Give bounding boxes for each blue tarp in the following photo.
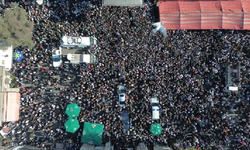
[13,50,23,62]
[121,111,130,130]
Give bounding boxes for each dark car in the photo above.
[121,111,131,131]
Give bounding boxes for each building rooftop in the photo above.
[0,46,13,70]
[0,66,20,127]
[2,92,20,122]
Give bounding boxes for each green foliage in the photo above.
[9,74,20,88]
[0,3,35,48]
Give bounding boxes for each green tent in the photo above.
[65,103,81,118]
[64,118,80,133]
[81,122,104,145]
[150,123,162,135]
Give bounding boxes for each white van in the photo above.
[67,53,97,64]
[152,106,160,120]
[151,98,160,120]
[117,85,126,108]
[52,48,62,67]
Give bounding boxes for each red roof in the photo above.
[159,0,250,30]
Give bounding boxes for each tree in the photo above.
[0,3,35,48]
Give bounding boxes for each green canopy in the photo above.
[65,103,81,118]
[81,122,104,145]
[150,123,162,135]
[64,118,80,133]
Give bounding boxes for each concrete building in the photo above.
[0,46,13,70]
[2,91,20,123]
[0,66,20,127]
[0,46,20,127]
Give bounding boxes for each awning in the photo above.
[159,0,250,30]
[64,118,80,133]
[65,103,81,118]
[81,122,104,146]
[102,0,143,6]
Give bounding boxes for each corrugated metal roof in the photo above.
[102,0,143,6]
[2,92,20,122]
[159,0,250,30]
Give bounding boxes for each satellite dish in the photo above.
[67,53,73,60]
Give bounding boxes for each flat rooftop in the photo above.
[61,47,89,55]
[0,46,13,70]
[68,54,83,63]
[2,92,20,122]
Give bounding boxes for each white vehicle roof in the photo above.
[118,85,126,107]
[53,61,62,67]
[52,49,61,55]
[67,54,91,64]
[83,54,91,63]
[61,36,92,46]
[119,93,126,102]
[118,85,126,91]
[229,86,238,91]
[81,37,90,46]
[152,106,160,120]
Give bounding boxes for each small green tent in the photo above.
[65,103,81,118]
[150,123,162,135]
[64,118,80,133]
[81,122,104,145]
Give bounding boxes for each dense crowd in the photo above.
[1,0,250,150]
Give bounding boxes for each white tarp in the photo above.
[83,54,91,63]
[152,22,167,38]
[102,0,143,6]
[229,86,238,91]
[36,0,43,5]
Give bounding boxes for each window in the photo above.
[53,56,60,62]
[120,101,125,105]
[90,38,94,45]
